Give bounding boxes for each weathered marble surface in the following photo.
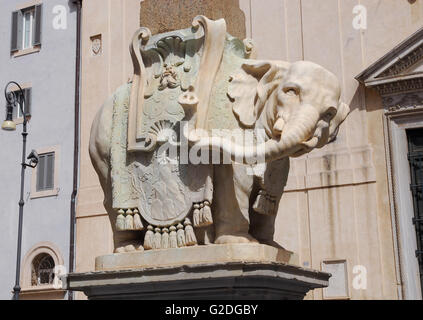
[95,243,298,271]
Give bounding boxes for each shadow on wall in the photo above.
[140,0,246,39]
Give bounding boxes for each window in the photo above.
[21,242,65,297]
[31,146,60,198]
[406,128,423,296]
[23,9,34,50]
[36,152,55,192]
[11,4,42,54]
[31,253,55,286]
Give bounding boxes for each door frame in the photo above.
[385,107,423,300]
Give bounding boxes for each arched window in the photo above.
[31,253,55,286]
[21,242,64,290]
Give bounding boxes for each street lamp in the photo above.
[2,81,38,300]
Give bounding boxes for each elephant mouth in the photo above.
[291,122,326,157]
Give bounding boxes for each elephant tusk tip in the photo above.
[301,136,319,149]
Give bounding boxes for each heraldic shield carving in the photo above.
[108,16,232,248]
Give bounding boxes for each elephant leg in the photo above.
[213,164,258,244]
[90,90,143,253]
[249,158,289,247]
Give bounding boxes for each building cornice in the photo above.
[356,27,423,85]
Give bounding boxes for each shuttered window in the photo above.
[36,152,55,192]
[11,88,32,120]
[10,4,42,53]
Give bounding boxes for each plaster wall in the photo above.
[0,0,77,299]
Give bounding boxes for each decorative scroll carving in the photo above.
[382,92,423,113]
[375,78,423,96]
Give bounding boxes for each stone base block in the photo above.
[95,243,298,271]
[66,244,330,300]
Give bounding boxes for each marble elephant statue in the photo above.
[189,59,350,245]
[89,61,349,252]
[89,19,349,252]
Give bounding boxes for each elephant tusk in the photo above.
[301,136,319,149]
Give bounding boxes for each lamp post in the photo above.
[2,81,38,300]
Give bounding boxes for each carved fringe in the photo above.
[202,201,213,226]
[116,209,125,231]
[193,201,213,228]
[125,214,134,230]
[252,191,276,216]
[133,213,144,230]
[193,204,201,227]
[184,218,197,246]
[169,226,178,248]
[176,223,186,247]
[143,225,154,250]
[153,228,162,249]
[141,219,199,251]
[115,208,145,231]
[161,228,169,249]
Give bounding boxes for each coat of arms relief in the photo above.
[89,16,350,253]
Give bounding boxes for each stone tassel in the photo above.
[143,225,154,250]
[153,228,162,249]
[133,209,144,230]
[176,223,186,247]
[161,228,169,249]
[169,226,178,248]
[184,218,197,246]
[193,204,201,227]
[116,209,125,231]
[124,209,134,230]
[202,201,213,226]
[199,203,204,225]
[253,191,266,215]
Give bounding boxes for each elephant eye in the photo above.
[283,86,299,96]
[323,108,337,121]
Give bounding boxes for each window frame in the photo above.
[22,8,35,50]
[36,152,55,192]
[31,145,60,199]
[20,242,65,296]
[11,1,42,57]
[385,109,423,299]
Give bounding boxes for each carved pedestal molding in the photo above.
[65,244,329,300]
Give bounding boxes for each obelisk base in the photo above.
[65,244,330,300]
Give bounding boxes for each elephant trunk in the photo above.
[191,104,320,164]
[260,104,320,162]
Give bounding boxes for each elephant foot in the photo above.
[214,234,259,245]
[114,241,144,253]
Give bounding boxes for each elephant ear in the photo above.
[228,60,288,128]
[328,101,350,143]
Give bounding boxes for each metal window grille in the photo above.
[407,128,423,295]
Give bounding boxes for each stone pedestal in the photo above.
[65,244,330,300]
